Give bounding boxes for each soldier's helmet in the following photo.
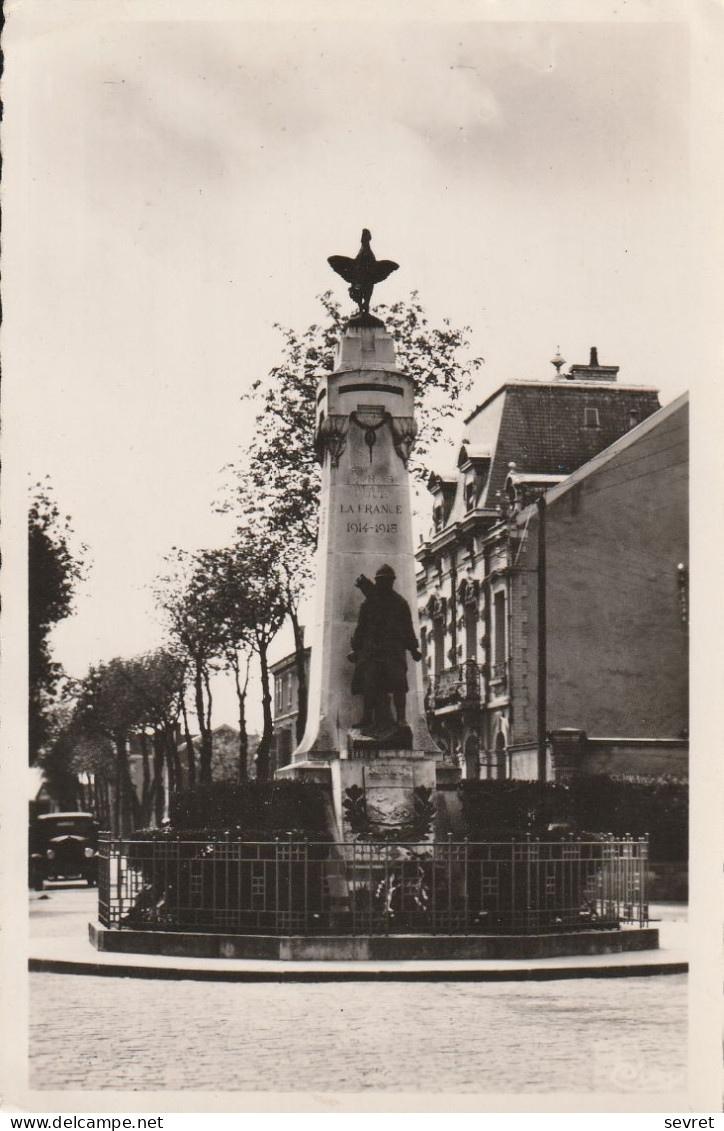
[375,564,396,580]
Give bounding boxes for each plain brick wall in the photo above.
[514,399,688,743]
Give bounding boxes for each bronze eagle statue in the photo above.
[327,229,399,317]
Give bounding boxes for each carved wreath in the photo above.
[342,784,436,842]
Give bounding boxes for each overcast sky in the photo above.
[5,0,719,730]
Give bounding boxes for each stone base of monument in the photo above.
[276,750,460,841]
[332,749,438,842]
[89,922,660,962]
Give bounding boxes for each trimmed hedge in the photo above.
[459,776,687,862]
[131,779,330,842]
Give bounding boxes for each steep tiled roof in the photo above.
[515,391,688,517]
[472,381,661,511]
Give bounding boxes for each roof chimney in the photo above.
[568,346,619,383]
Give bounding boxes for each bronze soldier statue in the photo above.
[348,564,422,740]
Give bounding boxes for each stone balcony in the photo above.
[426,661,484,712]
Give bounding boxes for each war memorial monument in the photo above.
[91,232,656,961]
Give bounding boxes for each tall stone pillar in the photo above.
[278,315,441,841]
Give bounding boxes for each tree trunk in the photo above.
[167,722,183,793]
[232,653,250,781]
[180,696,196,788]
[152,731,165,827]
[289,603,308,743]
[114,738,123,836]
[114,734,140,835]
[194,658,213,785]
[139,730,152,824]
[203,667,214,777]
[256,634,273,782]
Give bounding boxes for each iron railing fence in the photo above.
[98,836,648,936]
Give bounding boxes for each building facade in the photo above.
[270,646,311,773]
[416,350,667,779]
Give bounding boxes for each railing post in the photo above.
[351,837,356,936]
[384,843,390,937]
[287,832,293,930]
[641,835,649,926]
[447,832,453,930]
[303,837,309,934]
[510,838,516,930]
[116,836,124,921]
[464,838,469,931]
[274,838,280,935]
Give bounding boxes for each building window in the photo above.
[465,603,477,661]
[433,616,445,675]
[464,481,476,511]
[493,590,506,675]
[278,728,293,769]
[274,677,283,715]
[286,672,293,709]
[495,730,507,780]
[583,407,600,428]
[433,505,444,532]
[628,410,639,429]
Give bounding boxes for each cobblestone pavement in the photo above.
[29,888,688,1095]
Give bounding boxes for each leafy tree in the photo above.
[28,481,88,761]
[41,650,185,830]
[155,550,228,786]
[195,533,287,782]
[72,658,147,833]
[38,703,116,825]
[126,650,187,824]
[180,546,256,781]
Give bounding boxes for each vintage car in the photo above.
[29,812,99,889]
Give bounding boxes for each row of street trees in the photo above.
[32,292,483,831]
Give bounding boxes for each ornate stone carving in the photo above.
[349,409,391,464]
[390,417,418,465]
[316,414,349,468]
[342,783,436,842]
[427,592,446,621]
[458,574,480,607]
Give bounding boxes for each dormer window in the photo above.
[433,505,444,532]
[583,407,600,428]
[464,481,476,511]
